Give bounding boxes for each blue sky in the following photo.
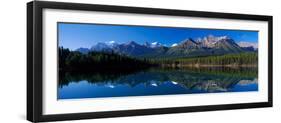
[58,23,258,50]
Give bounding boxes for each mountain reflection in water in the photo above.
[58,67,258,99]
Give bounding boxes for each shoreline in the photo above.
[159,64,258,68]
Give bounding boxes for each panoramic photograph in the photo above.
[58,22,258,100]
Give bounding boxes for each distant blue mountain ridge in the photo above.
[75,35,257,58]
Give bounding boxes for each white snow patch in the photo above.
[171,43,178,47]
[109,41,115,44]
[151,83,158,87]
[171,81,178,85]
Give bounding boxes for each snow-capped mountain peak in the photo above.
[151,42,158,45]
[107,41,119,48]
[91,42,111,51]
[126,41,138,45]
[109,41,115,44]
[200,35,232,48]
[143,42,162,48]
[150,42,162,48]
[238,42,258,49]
[171,43,178,47]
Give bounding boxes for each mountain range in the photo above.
[75,35,257,58]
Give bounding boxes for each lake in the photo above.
[58,67,258,100]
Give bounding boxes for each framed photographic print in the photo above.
[27,1,273,122]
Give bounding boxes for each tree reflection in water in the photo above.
[59,67,258,94]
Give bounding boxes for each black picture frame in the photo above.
[27,1,273,122]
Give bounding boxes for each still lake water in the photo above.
[58,67,258,100]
